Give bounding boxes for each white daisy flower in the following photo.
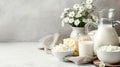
[83,19,88,23]
[68,11,75,17]
[64,8,70,12]
[86,4,92,9]
[86,0,93,4]
[74,19,80,26]
[76,13,82,18]
[60,13,65,18]
[78,11,82,14]
[69,18,74,23]
[73,4,80,9]
[79,6,85,12]
[61,17,69,27]
[63,17,69,23]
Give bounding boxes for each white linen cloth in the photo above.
[64,56,96,65]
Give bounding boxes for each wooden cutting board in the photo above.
[93,59,120,67]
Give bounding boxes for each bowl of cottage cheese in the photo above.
[52,43,74,61]
[97,45,120,64]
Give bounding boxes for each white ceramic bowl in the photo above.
[97,51,120,64]
[52,50,74,61]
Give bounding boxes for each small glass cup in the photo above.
[79,41,94,57]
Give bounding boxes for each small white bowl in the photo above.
[52,50,74,61]
[97,51,120,64]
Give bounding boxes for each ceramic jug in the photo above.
[85,9,120,54]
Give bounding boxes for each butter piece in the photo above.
[63,38,79,56]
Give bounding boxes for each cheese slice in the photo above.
[63,38,79,56]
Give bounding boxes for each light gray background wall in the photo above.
[0,0,120,42]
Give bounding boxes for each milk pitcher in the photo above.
[85,9,119,54]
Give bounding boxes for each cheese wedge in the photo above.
[63,38,79,56]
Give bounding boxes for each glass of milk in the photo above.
[79,41,94,57]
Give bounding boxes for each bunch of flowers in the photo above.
[60,0,98,27]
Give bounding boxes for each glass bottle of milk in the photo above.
[94,9,119,54]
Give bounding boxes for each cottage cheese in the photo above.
[52,43,74,52]
[98,45,120,52]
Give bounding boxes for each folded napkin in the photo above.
[39,33,61,53]
[64,56,96,65]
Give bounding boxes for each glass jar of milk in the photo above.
[94,22,119,54]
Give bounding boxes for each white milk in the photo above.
[94,24,119,54]
[79,41,94,57]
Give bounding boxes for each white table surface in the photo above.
[0,42,95,67]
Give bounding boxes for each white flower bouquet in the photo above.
[60,0,98,27]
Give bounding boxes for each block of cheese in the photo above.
[63,38,79,56]
[79,35,91,41]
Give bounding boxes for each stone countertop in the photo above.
[0,42,95,67]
